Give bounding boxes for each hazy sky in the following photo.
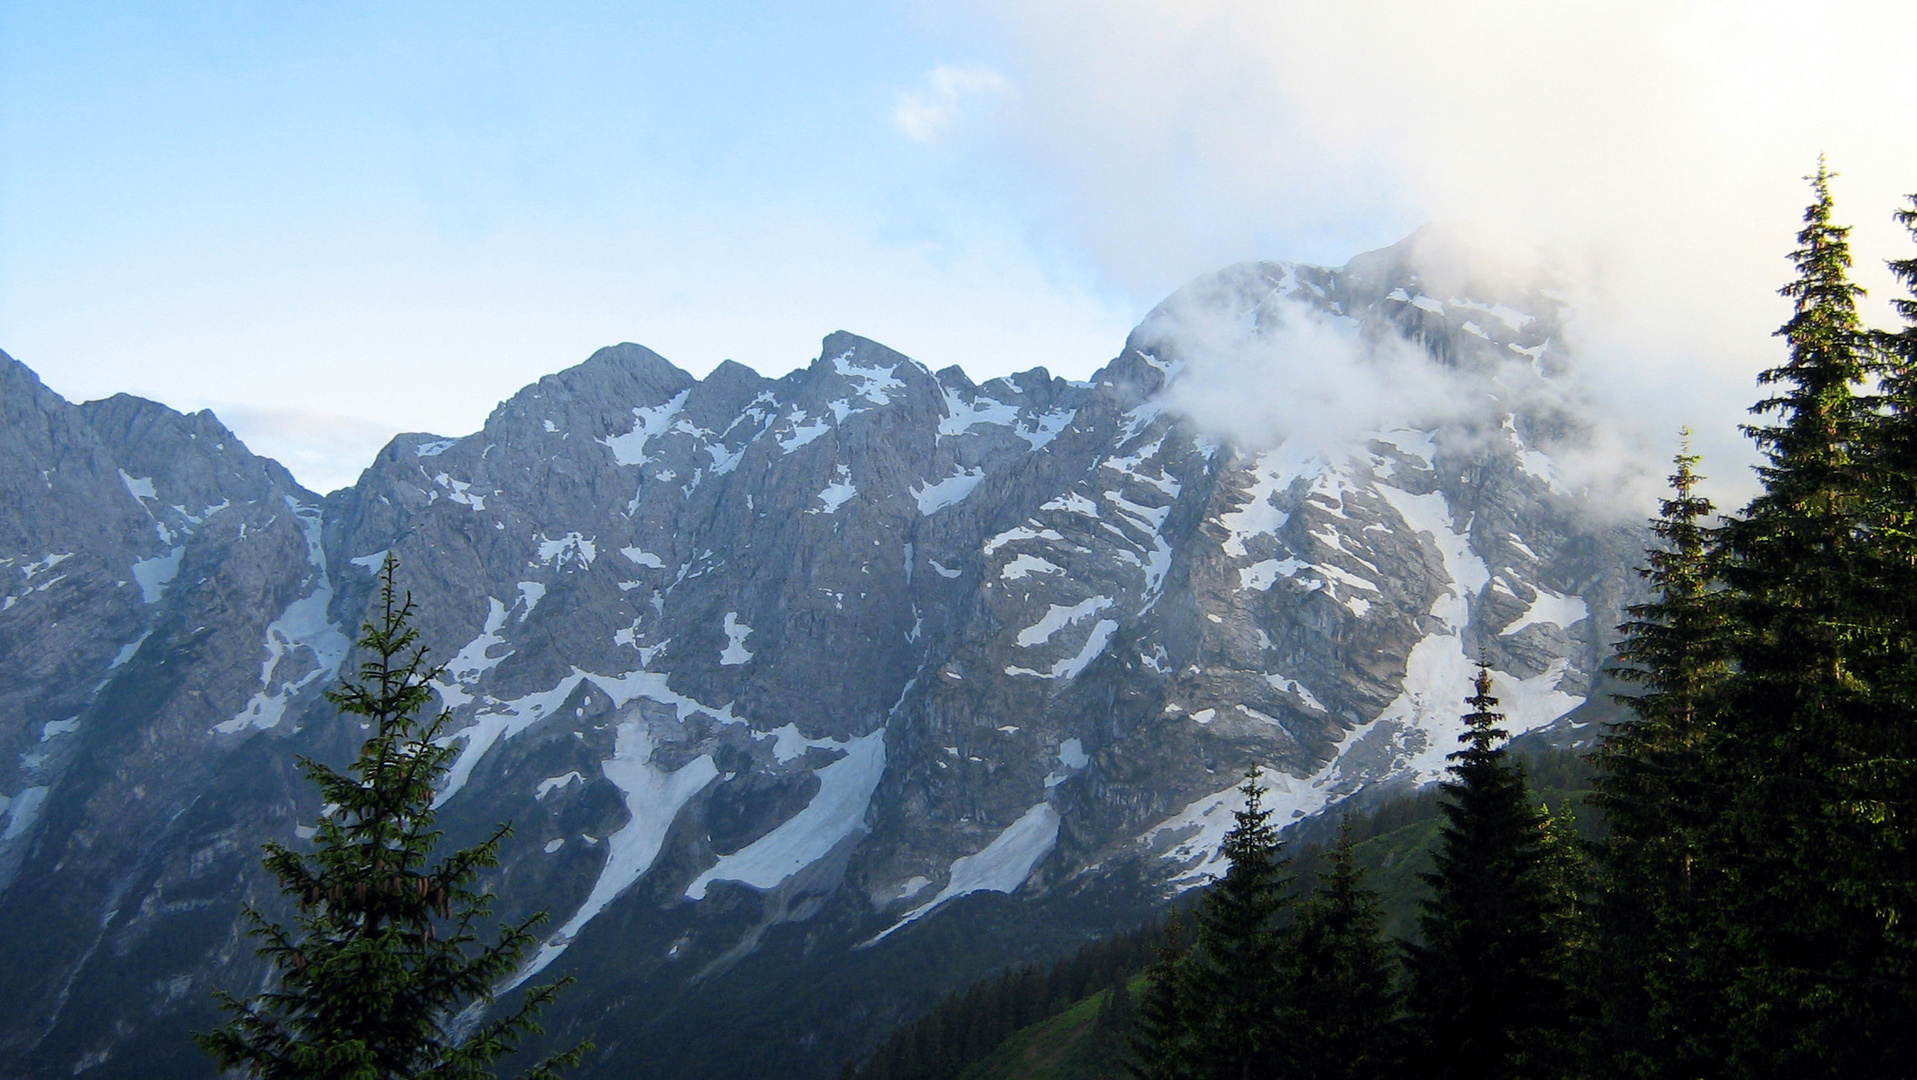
[4,1,1916,494]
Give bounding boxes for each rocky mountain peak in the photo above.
[0,236,1644,1080]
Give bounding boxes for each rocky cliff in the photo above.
[0,231,1644,1079]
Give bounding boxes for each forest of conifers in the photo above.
[854,164,1917,1080]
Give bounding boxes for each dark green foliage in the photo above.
[1583,164,1917,1079]
[1091,977,1135,1058]
[872,751,1600,1080]
[195,559,585,1080]
[860,162,1917,1080]
[1592,440,1731,1078]
[1125,920,1195,1080]
[1123,770,1294,1080]
[1182,768,1290,1080]
[1705,164,1909,1079]
[1275,828,1400,1080]
[1404,666,1568,1080]
[853,923,1163,1080]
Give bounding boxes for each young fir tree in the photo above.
[1126,771,1289,1080]
[1591,437,1731,1079]
[1404,666,1566,1080]
[1183,767,1291,1080]
[1275,825,1399,1080]
[1712,161,1880,1078]
[196,559,586,1080]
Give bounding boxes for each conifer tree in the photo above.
[1126,771,1288,1080]
[1712,162,1882,1078]
[1404,666,1566,1080]
[1815,184,1917,1075]
[1592,438,1730,1078]
[196,558,586,1080]
[1183,767,1291,1080]
[1276,826,1399,1080]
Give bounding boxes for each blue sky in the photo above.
[5,1,1915,493]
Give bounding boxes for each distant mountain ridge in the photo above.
[0,230,1642,1079]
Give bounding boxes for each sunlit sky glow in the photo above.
[5,1,1915,494]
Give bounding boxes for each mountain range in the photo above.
[0,230,1644,1079]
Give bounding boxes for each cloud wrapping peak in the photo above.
[1141,254,1662,521]
[929,0,1917,506]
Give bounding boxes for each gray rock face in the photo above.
[0,232,1645,1079]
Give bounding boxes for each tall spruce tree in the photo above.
[1275,826,1399,1080]
[1712,161,1881,1078]
[196,559,586,1080]
[1184,768,1291,1080]
[1826,185,1917,1073]
[1593,437,1731,1079]
[1126,770,1289,1080]
[1405,666,1566,1080]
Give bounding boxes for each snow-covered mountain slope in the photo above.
[0,230,1644,1079]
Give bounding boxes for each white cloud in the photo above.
[894,63,1012,143]
[929,0,1917,508]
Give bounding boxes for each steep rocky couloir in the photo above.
[0,230,1646,1079]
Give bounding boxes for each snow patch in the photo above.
[1046,738,1089,788]
[131,547,184,605]
[1266,676,1327,712]
[431,473,485,511]
[108,633,149,669]
[1146,766,1341,885]
[536,533,597,568]
[349,550,390,571]
[213,504,349,734]
[686,730,887,899]
[118,471,157,502]
[1241,557,1308,591]
[1017,597,1113,647]
[914,468,985,515]
[2,786,49,842]
[834,353,907,407]
[620,547,667,569]
[719,612,754,665]
[1375,485,1487,629]
[599,391,691,466]
[811,466,858,514]
[1010,617,1119,680]
[515,582,546,620]
[1219,449,1297,557]
[1017,409,1076,450]
[778,414,831,453]
[1501,588,1589,637]
[515,722,717,987]
[939,388,1019,436]
[1040,491,1099,517]
[873,802,1060,939]
[983,526,1065,556]
[434,598,513,710]
[1000,554,1063,581]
